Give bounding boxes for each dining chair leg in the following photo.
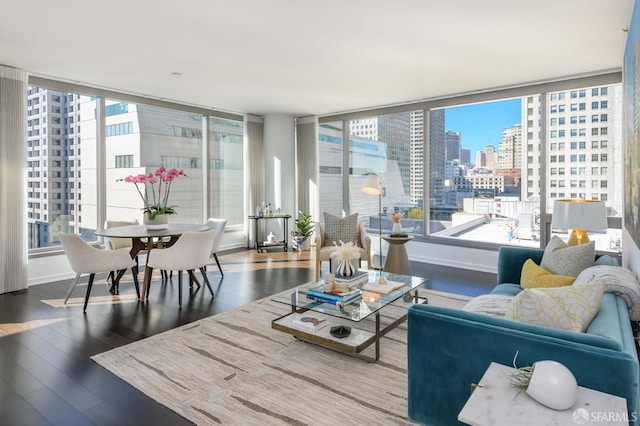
[131,267,140,299]
[178,270,183,309]
[187,270,201,288]
[213,253,223,277]
[145,267,154,300]
[64,273,82,304]
[199,267,215,297]
[83,273,96,313]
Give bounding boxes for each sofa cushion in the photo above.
[520,259,576,289]
[505,281,604,332]
[323,212,359,247]
[540,236,595,277]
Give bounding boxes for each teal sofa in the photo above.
[407,246,639,425]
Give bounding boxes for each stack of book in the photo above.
[306,285,365,307]
[334,270,369,286]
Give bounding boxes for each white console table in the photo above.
[458,362,629,426]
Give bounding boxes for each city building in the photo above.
[460,148,471,166]
[498,124,522,169]
[445,131,461,161]
[474,145,499,170]
[521,85,623,214]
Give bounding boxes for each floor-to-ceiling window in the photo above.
[542,85,623,252]
[208,117,244,225]
[26,86,97,249]
[318,121,344,216]
[26,80,244,253]
[318,75,623,255]
[105,100,205,225]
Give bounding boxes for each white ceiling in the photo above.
[0,0,634,117]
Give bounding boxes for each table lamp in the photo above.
[361,174,382,269]
[551,199,607,246]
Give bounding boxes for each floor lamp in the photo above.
[361,174,382,269]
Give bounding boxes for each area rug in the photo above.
[92,288,471,425]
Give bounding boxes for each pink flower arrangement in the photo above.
[120,167,185,219]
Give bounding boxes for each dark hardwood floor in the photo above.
[0,249,496,425]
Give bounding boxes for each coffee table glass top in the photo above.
[271,270,427,322]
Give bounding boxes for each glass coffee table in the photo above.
[271,270,428,362]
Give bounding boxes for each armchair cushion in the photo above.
[323,212,359,247]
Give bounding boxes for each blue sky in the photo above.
[444,98,522,161]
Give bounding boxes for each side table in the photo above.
[381,235,414,275]
[458,362,629,426]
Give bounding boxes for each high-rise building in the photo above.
[521,84,623,213]
[409,110,445,206]
[498,124,522,169]
[445,131,461,161]
[475,145,499,170]
[350,114,411,195]
[460,148,471,166]
[26,88,84,248]
[409,111,424,205]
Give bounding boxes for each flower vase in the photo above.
[391,223,403,235]
[336,258,356,277]
[144,213,168,230]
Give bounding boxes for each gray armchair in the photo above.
[315,222,371,281]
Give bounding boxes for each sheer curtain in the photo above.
[296,116,318,222]
[246,114,264,247]
[0,65,27,293]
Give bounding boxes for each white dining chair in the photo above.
[104,219,140,291]
[205,217,227,277]
[60,233,140,312]
[144,230,216,308]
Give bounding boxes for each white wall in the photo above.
[263,114,296,236]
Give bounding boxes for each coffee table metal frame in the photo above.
[271,270,428,362]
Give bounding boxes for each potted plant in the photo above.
[119,167,186,229]
[292,210,313,251]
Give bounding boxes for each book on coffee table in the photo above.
[291,314,328,332]
[362,280,406,295]
[333,270,369,285]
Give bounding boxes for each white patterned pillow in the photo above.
[462,294,514,318]
[540,235,595,277]
[323,213,359,247]
[505,281,604,332]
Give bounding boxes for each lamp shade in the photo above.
[551,199,608,231]
[361,173,382,195]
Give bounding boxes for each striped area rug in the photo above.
[91,289,471,425]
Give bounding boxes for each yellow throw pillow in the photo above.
[505,281,604,332]
[520,259,576,289]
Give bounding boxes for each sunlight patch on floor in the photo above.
[41,294,139,308]
[0,318,68,337]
